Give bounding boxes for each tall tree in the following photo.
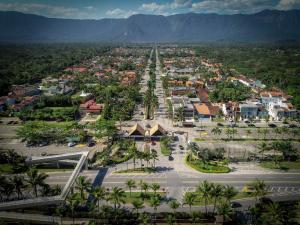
[26,168,48,197]
[126,179,136,197]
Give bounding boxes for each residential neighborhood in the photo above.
[0,44,299,225]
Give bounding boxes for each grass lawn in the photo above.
[116,167,157,173]
[37,168,73,173]
[260,161,300,170]
[160,144,171,156]
[124,192,165,204]
[185,156,231,173]
[0,164,13,174]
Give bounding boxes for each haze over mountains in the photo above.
[0,9,300,43]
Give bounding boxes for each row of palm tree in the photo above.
[211,126,299,140]
[63,176,271,224]
[0,168,61,201]
[128,145,158,171]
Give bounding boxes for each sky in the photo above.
[0,0,300,19]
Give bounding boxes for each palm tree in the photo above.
[144,151,152,168]
[196,180,212,215]
[169,199,180,214]
[262,202,284,225]
[108,187,126,211]
[274,127,282,139]
[129,144,138,170]
[139,212,150,225]
[126,179,136,197]
[10,175,27,199]
[26,168,48,197]
[166,214,176,225]
[141,182,149,194]
[149,196,161,220]
[184,192,196,213]
[191,211,202,225]
[222,185,238,203]
[211,127,222,139]
[137,151,145,169]
[217,202,233,222]
[150,149,158,168]
[91,186,106,212]
[177,106,185,122]
[246,129,252,139]
[261,128,269,140]
[132,199,144,215]
[151,183,160,195]
[258,142,269,160]
[252,179,267,202]
[75,176,91,204]
[67,192,81,225]
[210,183,224,215]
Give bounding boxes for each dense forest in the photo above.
[195,44,300,109]
[0,43,111,96]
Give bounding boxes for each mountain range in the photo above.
[0,10,300,43]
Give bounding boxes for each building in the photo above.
[170,96,195,121]
[11,85,40,99]
[79,100,104,115]
[239,103,259,119]
[194,102,219,120]
[170,87,195,96]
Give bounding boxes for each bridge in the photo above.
[0,151,89,211]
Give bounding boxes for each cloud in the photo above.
[0,3,81,18]
[170,0,192,9]
[140,2,167,12]
[105,8,137,18]
[191,0,276,14]
[277,0,300,10]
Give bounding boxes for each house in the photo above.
[194,102,219,120]
[239,103,259,119]
[171,96,194,121]
[268,102,297,121]
[196,88,209,103]
[11,85,40,99]
[10,96,39,112]
[222,102,239,119]
[171,87,195,96]
[79,100,104,115]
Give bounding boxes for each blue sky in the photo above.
[0,0,299,19]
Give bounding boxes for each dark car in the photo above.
[217,123,224,127]
[87,142,95,147]
[260,197,273,205]
[268,123,277,128]
[168,155,174,161]
[289,124,298,128]
[179,145,184,150]
[231,202,242,208]
[248,124,256,127]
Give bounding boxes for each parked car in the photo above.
[268,123,277,128]
[217,123,223,126]
[179,145,184,150]
[288,124,298,128]
[87,142,95,147]
[38,141,49,147]
[168,155,174,161]
[248,124,256,127]
[151,141,156,146]
[68,142,77,147]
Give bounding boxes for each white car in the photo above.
[68,142,77,147]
